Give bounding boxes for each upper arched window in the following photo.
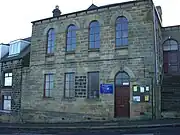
[66,24,77,52]
[47,28,55,54]
[115,71,130,86]
[163,39,178,51]
[89,21,100,49]
[115,16,128,47]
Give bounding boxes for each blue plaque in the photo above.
[100,84,113,94]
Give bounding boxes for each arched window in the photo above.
[163,39,178,51]
[115,71,130,86]
[66,24,77,52]
[47,28,55,54]
[115,16,128,47]
[89,21,100,49]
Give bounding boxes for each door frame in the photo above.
[114,71,130,118]
[163,50,179,75]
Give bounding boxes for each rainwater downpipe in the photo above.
[152,5,158,119]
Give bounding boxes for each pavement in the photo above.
[1,118,180,128]
[0,118,180,134]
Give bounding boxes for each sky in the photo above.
[0,0,179,43]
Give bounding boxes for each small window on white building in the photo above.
[3,95,11,111]
[4,73,12,86]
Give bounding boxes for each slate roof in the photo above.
[22,37,31,42]
[0,45,30,62]
[31,0,140,24]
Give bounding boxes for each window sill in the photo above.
[115,45,128,50]
[88,49,100,52]
[2,86,12,89]
[62,97,76,101]
[45,53,54,57]
[0,110,11,114]
[43,97,55,100]
[65,51,75,55]
[85,97,101,102]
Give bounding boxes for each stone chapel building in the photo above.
[0,0,179,123]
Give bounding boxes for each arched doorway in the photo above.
[163,39,179,75]
[114,71,130,118]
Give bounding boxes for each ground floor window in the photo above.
[2,95,11,111]
[64,73,75,98]
[88,72,99,98]
[44,74,54,97]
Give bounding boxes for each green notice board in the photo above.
[132,85,150,103]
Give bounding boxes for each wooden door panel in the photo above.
[169,51,179,74]
[163,52,168,73]
[115,86,130,117]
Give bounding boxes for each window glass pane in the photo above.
[122,38,128,45]
[116,24,121,30]
[116,39,121,46]
[8,96,11,100]
[46,75,49,82]
[88,72,99,98]
[47,29,55,54]
[45,90,50,97]
[67,45,72,51]
[90,34,94,42]
[72,38,76,44]
[122,23,128,30]
[65,73,75,98]
[122,31,128,38]
[47,47,51,53]
[5,73,8,77]
[65,82,70,89]
[90,28,94,35]
[90,42,94,48]
[45,82,49,89]
[3,99,11,111]
[66,74,70,81]
[51,46,54,53]
[122,17,128,22]
[69,82,74,89]
[95,34,100,41]
[9,73,12,77]
[50,75,53,82]
[163,45,171,51]
[94,27,100,34]
[67,31,71,38]
[115,72,130,86]
[123,72,129,79]
[4,96,8,100]
[50,82,53,89]
[95,41,100,48]
[170,40,178,45]
[72,44,76,50]
[67,38,71,45]
[70,90,75,97]
[72,31,76,38]
[116,32,121,38]
[171,44,178,50]
[65,89,70,97]
[5,77,12,86]
[49,90,52,97]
